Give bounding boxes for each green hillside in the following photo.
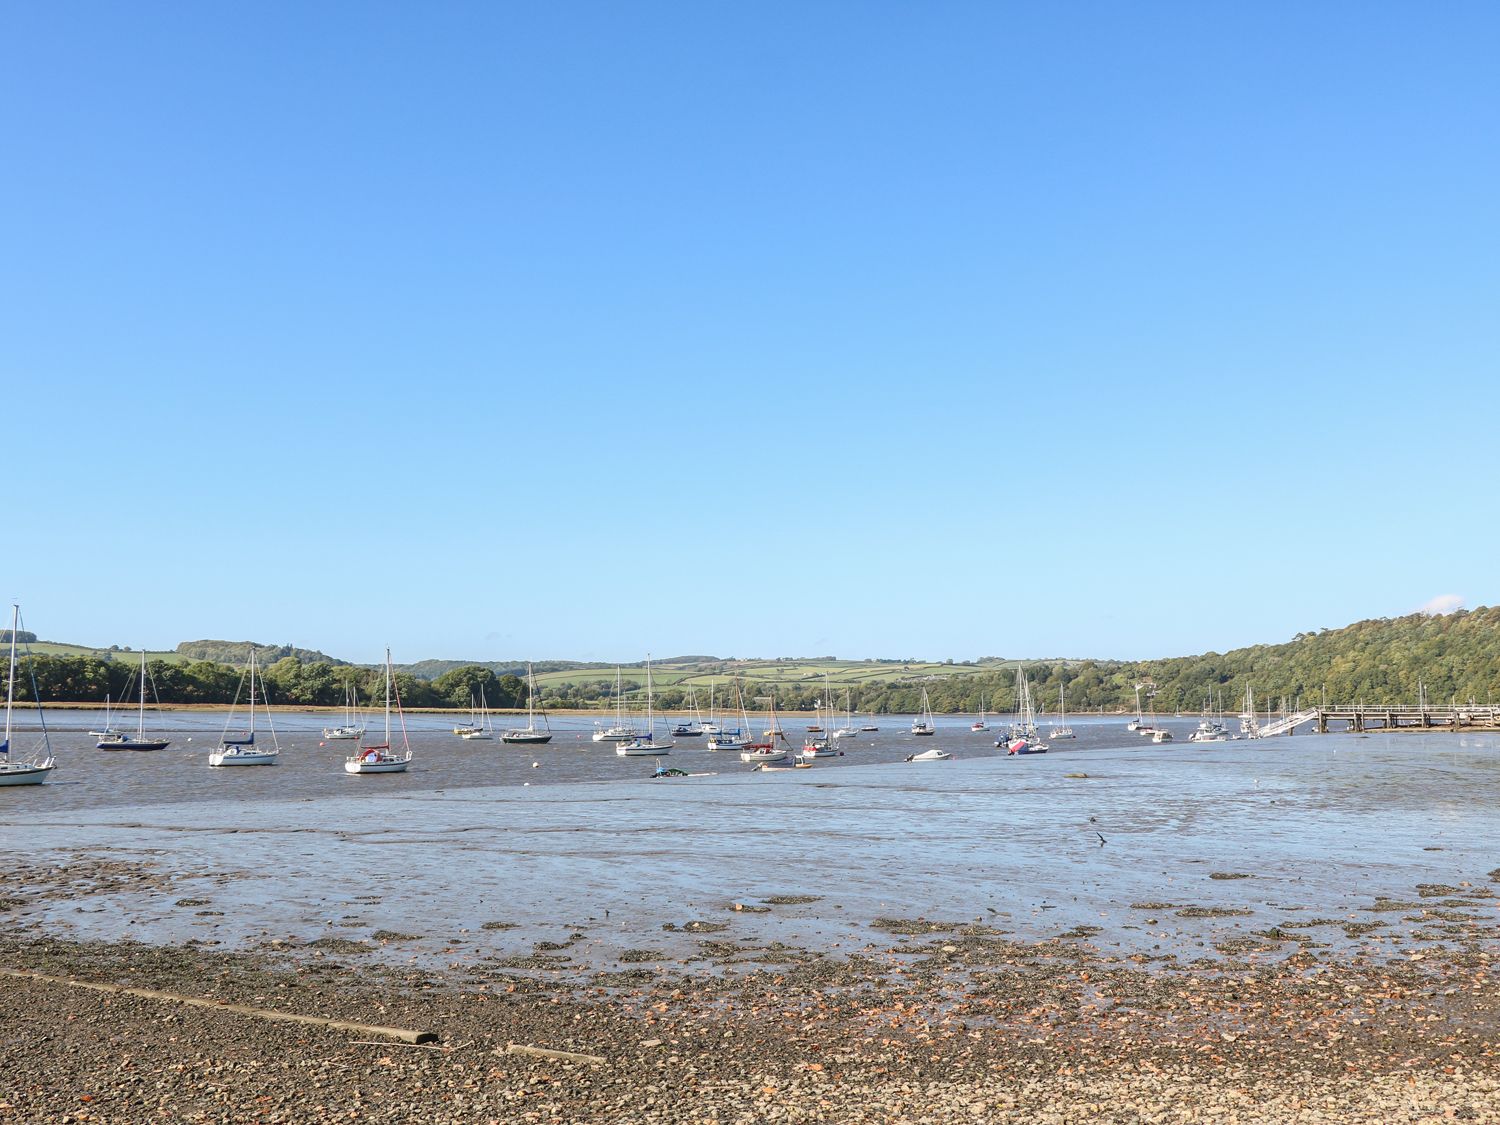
[22,641,189,665]
[11,609,1500,713]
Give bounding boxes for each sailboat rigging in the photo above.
[616,655,672,756]
[0,604,57,786]
[96,650,171,751]
[502,664,553,744]
[208,650,281,766]
[343,649,413,774]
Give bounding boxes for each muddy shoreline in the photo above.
[3,913,1498,1123]
[4,850,1499,1123]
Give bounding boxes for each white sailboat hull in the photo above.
[209,747,279,766]
[616,741,672,757]
[740,749,788,764]
[344,751,413,774]
[322,727,364,740]
[593,727,641,742]
[907,748,951,761]
[0,760,55,786]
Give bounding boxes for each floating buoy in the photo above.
[531,761,540,768]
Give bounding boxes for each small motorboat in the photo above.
[906,747,952,761]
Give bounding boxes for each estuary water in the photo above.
[3,716,1497,972]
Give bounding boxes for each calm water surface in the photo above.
[5,715,1497,972]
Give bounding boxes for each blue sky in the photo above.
[5,2,1498,664]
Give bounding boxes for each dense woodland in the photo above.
[9,609,1500,714]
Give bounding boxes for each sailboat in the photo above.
[208,650,281,766]
[1048,673,1076,740]
[502,664,553,744]
[1126,682,1146,731]
[910,688,936,736]
[0,605,56,786]
[671,686,704,738]
[830,685,859,740]
[706,680,750,751]
[461,685,496,740]
[96,650,171,750]
[701,680,722,737]
[452,690,483,737]
[741,692,790,764]
[1238,685,1258,735]
[617,655,673,756]
[87,693,121,739]
[344,649,413,774]
[971,694,988,732]
[593,667,642,742]
[1003,667,1048,755]
[801,675,841,758]
[322,683,366,740]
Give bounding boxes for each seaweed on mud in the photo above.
[1209,873,1253,881]
[480,920,518,931]
[870,917,962,935]
[1058,925,1104,940]
[1416,884,1465,898]
[1175,906,1253,919]
[762,895,823,905]
[306,937,371,954]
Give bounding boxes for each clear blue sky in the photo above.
[5,2,1498,665]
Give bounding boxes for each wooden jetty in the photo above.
[1310,705,1500,734]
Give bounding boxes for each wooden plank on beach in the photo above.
[0,967,437,1045]
[503,1042,608,1065]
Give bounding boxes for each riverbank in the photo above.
[2,924,1497,1123]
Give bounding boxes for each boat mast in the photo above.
[384,647,393,745]
[249,651,257,736]
[137,649,147,739]
[644,654,654,735]
[4,604,17,751]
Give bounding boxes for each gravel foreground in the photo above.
[2,925,1497,1125]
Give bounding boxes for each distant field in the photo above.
[19,643,1019,687]
[531,657,1010,694]
[24,641,189,665]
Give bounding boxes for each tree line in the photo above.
[10,608,1500,713]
